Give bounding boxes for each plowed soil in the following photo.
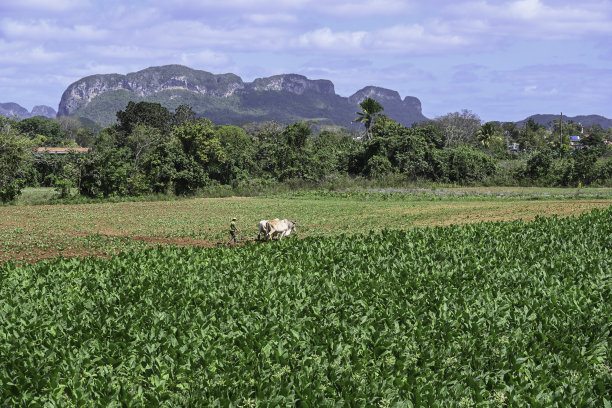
[1,194,610,263]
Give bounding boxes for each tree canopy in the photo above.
[0,116,36,202]
[2,98,612,203]
[353,97,384,141]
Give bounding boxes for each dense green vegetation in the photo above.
[1,208,610,406]
[0,119,36,203]
[1,101,612,203]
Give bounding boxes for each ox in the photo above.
[265,219,297,241]
[257,219,279,241]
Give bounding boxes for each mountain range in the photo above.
[0,102,56,119]
[2,64,611,130]
[55,65,427,128]
[515,114,612,130]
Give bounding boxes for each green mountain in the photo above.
[58,65,427,128]
[516,114,612,130]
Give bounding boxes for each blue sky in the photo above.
[1,0,610,122]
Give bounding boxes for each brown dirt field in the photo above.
[1,195,610,264]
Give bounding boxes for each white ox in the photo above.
[264,219,297,241]
[257,219,279,241]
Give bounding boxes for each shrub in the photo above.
[525,150,553,180]
[435,146,497,183]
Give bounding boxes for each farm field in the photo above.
[1,207,610,406]
[1,189,612,263]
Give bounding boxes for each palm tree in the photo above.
[353,97,384,141]
[477,122,497,148]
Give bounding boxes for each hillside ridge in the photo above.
[57,65,427,127]
[0,102,56,119]
[516,114,612,130]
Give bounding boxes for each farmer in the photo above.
[228,217,239,245]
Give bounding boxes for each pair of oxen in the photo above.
[257,219,297,241]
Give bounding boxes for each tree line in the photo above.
[1,99,611,202]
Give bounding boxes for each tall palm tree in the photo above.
[353,97,384,141]
[477,122,497,147]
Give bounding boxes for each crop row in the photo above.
[2,195,611,264]
[1,209,611,406]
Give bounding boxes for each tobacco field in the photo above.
[0,208,611,406]
[2,192,611,264]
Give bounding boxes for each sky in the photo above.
[0,0,611,122]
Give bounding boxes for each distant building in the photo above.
[569,136,581,148]
[36,147,89,155]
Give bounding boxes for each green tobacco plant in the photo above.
[1,209,611,405]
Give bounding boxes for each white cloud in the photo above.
[141,0,411,20]
[64,63,141,78]
[140,0,310,18]
[135,20,290,51]
[295,28,368,51]
[84,45,169,60]
[374,24,468,52]
[521,85,558,96]
[0,44,64,64]
[294,24,469,55]
[179,50,231,67]
[311,0,414,17]
[0,39,66,67]
[507,0,543,19]
[244,13,298,25]
[0,0,90,13]
[1,19,109,41]
[445,0,612,40]
[100,5,164,31]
